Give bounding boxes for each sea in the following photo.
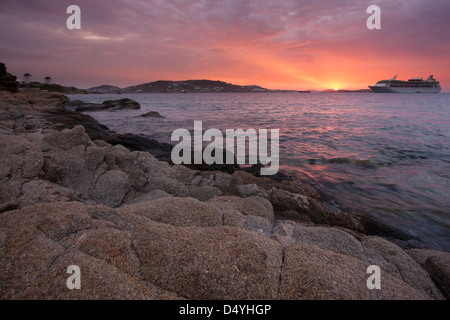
[67,92,450,251]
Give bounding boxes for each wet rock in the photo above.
[184,149,240,174]
[233,170,320,199]
[75,98,141,112]
[360,212,422,247]
[268,188,310,217]
[42,106,112,138]
[141,111,163,118]
[102,133,174,163]
[320,209,365,234]
[65,99,86,107]
[269,187,364,233]
[49,108,174,161]
[103,98,140,110]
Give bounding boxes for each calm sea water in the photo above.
[68,92,450,250]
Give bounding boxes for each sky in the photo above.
[1,0,449,91]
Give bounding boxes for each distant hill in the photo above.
[87,80,270,93]
[86,85,122,94]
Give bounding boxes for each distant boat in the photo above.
[369,75,441,93]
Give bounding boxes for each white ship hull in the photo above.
[369,85,441,93]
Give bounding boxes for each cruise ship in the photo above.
[369,75,441,93]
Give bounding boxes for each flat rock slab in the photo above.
[278,244,429,300]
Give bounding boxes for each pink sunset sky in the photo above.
[1,0,449,91]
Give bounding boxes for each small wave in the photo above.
[326,157,380,168]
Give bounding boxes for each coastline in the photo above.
[1,88,449,300]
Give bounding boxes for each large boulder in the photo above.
[272,222,444,300]
[241,196,274,222]
[132,224,283,299]
[273,222,366,260]
[102,98,140,110]
[269,187,364,232]
[278,244,428,300]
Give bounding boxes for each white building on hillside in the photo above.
[23,73,31,84]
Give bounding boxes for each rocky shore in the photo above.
[0,86,449,300]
